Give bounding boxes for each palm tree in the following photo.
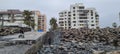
[23,10,35,29]
[50,18,58,30]
[112,22,117,28]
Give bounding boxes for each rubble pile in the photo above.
[0,27,31,36]
[38,27,120,54]
[61,27,120,46]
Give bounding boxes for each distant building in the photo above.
[0,9,46,32]
[0,9,23,23]
[33,11,46,32]
[58,3,99,29]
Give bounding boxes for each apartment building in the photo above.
[0,9,46,32]
[0,10,23,23]
[38,14,46,32]
[59,10,71,29]
[58,3,99,29]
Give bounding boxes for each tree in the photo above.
[23,10,35,29]
[50,18,58,30]
[112,22,117,28]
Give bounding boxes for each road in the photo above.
[0,32,46,54]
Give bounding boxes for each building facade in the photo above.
[58,3,99,29]
[38,14,46,32]
[59,10,71,29]
[0,9,46,32]
[33,11,46,32]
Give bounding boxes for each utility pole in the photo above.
[84,20,88,28]
[0,14,3,28]
[119,12,120,21]
[119,12,120,26]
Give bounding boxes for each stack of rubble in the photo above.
[39,27,120,54]
[0,27,31,36]
[61,27,120,46]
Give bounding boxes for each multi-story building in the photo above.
[58,3,99,29]
[38,14,46,32]
[0,9,24,23]
[33,11,46,32]
[0,9,46,32]
[59,10,71,29]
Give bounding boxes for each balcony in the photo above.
[59,18,64,20]
[79,17,87,19]
[95,14,99,17]
[79,14,87,16]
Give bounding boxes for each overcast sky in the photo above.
[0,0,120,30]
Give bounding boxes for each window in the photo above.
[80,14,86,16]
[59,22,64,24]
[91,24,94,26]
[73,10,75,12]
[79,17,87,19]
[68,12,71,14]
[60,15,64,17]
[73,21,76,23]
[91,21,94,23]
[65,12,66,14]
[73,7,75,9]
[73,17,76,19]
[96,18,98,19]
[69,24,71,26]
[65,24,67,26]
[79,6,84,9]
[91,10,93,13]
[91,17,93,19]
[91,13,93,16]
[65,21,67,23]
[59,12,63,14]
[79,24,84,26]
[91,10,93,16]
[77,10,83,12]
[68,15,71,17]
[68,21,71,23]
[69,27,71,29]
[96,21,98,23]
[96,15,99,17]
[59,18,63,20]
[74,24,76,26]
[79,21,84,23]
[73,14,76,16]
[68,18,71,20]
[60,24,64,26]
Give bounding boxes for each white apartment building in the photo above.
[58,3,99,29]
[0,9,46,32]
[59,10,71,29]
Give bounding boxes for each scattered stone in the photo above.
[39,27,120,54]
